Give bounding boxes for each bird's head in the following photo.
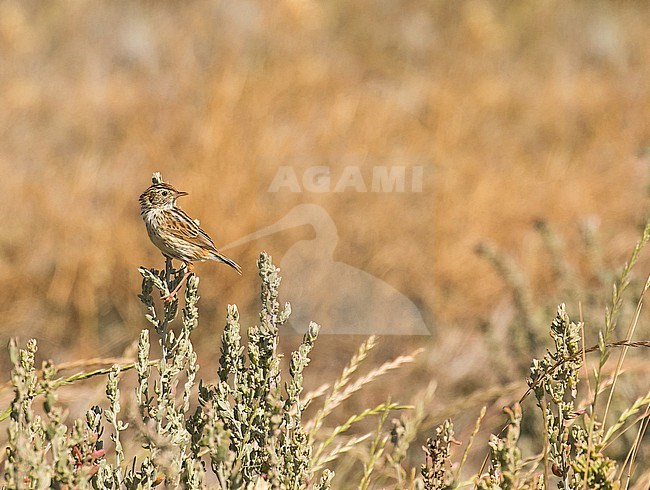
[139,183,188,211]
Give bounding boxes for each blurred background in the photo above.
[1,0,649,478]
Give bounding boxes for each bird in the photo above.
[139,181,241,301]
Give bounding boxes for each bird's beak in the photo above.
[176,190,188,197]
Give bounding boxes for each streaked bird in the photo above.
[139,181,241,301]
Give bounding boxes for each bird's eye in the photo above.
[161,191,169,197]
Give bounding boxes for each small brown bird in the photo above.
[139,182,241,301]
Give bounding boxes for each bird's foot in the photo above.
[160,268,192,303]
[160,290,179,303]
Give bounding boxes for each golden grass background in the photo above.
[1,0,649,475]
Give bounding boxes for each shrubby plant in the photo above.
[1,229,649,489]
[1,252,412,489]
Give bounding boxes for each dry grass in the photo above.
[1,0,649,482]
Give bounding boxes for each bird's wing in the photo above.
[166,208,218,251]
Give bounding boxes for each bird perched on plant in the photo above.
[139,181,241,301]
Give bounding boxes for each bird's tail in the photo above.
[210,250,242,275]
